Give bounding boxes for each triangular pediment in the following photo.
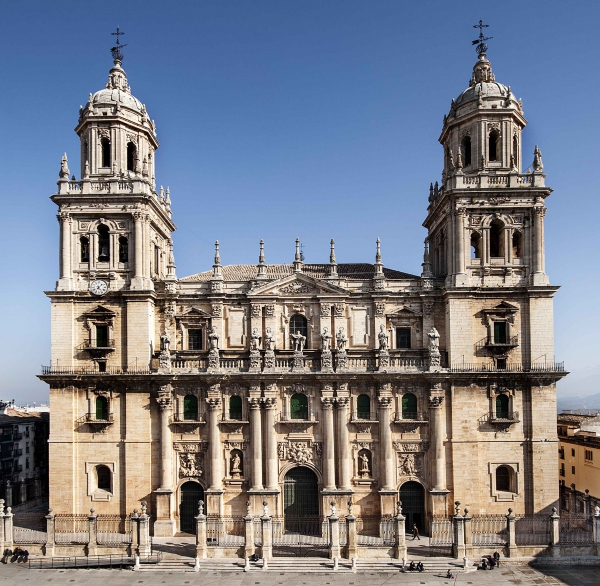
[177,307,211,318]
[248,273,348,297]
[482,301,519,315]
[84,305,116,318]
[388,304,422,316]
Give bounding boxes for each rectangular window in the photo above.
[496,358,507,370]
[585,450,593,462]
[493,321,507,344]
[571,448,576,457]
[560,463,565,477]
[559,447,564,460]
[26,442,29,454]
[571,466,576,475]
[96,325,109,347]
[25,458,29,470]
[188,329,203,351]
[396,327,411,349]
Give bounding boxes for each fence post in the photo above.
[506,508,517,558]
[550,507,560,558]
[260,503,272,560]
[130,510,139,555]
[244,502,255,559]
[138,502,151,557]
[45,509,55,557]
[593,505,600,557]
[393,501,406,561]
[452,502,465,559]
[328,506,340,560]
[87,508,97,556]
[195,501,207,560]
[346,514,358,560]
[463,508,473,559]
[3,507,13,550]
[0,500,4,552]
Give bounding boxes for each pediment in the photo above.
[248,274,348,297]
[388,304,422,317]
[83,305,116,318]
[177,307,211,318]
[482,301,519,315]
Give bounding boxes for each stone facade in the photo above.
[40,44,566,537]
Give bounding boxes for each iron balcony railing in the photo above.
[394,412,427,422]
[351,411,378,422]
[489,410,520,423]
[448,362,565,373]
[80,339,115,349]
[476,335,519,351]
[170,413,206,424]
[85,413,114,423]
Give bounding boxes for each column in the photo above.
[506,508,517,558]
[322,398,336,490]
[196,505,207,559]
[261,514,273,560]
[207,398,223,490]
[378,396,394,491]
[328,513,341,560]
[394,507,407,561]
[455,209,465,275]
[144,214,152,280]
[550,507,560,557]
[88,508,98,555]
[249,398,263,491]
[429,389,446,491]
[0,500,4,552]
[533,207,546,275]
[346,514,357,560]
[156,387,173,489]
[132,211,144,283]
[337,398,351,490]
[264,398,279,491]
[45,509,55,557]
[58,212,72,281]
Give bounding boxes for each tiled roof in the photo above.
[180,264,418,283]
[0,410,48,425]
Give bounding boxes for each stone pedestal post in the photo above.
[138,503,151,557]
[261,515,272,560]
[346,515,357,560]
[154,385,174,536]
[328,514,341,560]
[322,398,336,491]
[506,508,517,558]
[88,509,98,556]
[4,483,11,509]
[337,398,351,491]
[3,507,13,550]
[244,513,255,558]
[264,398,279,491]
[377,395,394,491]
[130,512,139,554]
[249,397,263,491]
[463,509,473,558]
[393,512,407,560]
[45,510,55,557]
[196,506,207,560]
[550,507,560,558]
[593,508,600,557]
[0,500,4,552]
[452,506,465,560]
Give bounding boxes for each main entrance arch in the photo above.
[283,467,319,533]
[179,481,204,534]
[400,481,425,535]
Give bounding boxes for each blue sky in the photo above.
[1,0,598,404]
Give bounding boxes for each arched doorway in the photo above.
[400,481,425,535]
[283,467,319,533]
[179,481,204,534]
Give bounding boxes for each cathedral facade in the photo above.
[41,42,566,538]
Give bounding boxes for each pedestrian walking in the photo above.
[493,550,500,567]
[412,523,420,540]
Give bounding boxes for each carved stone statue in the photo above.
[160,332,171,352]
[428,327,441,371]
[250,327,261,351]
[264,328,275,352]
[179,453,202,478]
[428,327,440,351]
[321,327,332,351]
[336,327,348,351]
[231,452,242,477]
[208,326,220,350]
[360,453,370,477]
[378,324,389,351]
[291,331,306,353]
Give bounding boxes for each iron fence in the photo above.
[470,515,508,546]
[560,512,594,546]
[206,516,245,547]
[515,515,552,546]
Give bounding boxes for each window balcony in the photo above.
[476,335,519,355]
[13,449,23,457]
[350,411,379,423]
[489,410,520,424]
[78,339,116,360]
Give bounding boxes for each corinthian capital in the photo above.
[206,397,222,411]
[156,384,173,411]
[321,397,334,410]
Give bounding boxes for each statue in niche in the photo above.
[360,452,370,478]
[291,331,306,353]
[428,327,440,351]
[378,324,389,351]
[250,328,261,351]
[264,328,275,352]
[208,326,219,350]
[336,327,348,351]
[231,452,242,477]
[321,327,332,351]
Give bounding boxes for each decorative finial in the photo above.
[472,20,492,56]
[110,27,127,63]
[59,153,70,180]
[375,237,382,264]
[396,501,403,516]
[198,500,204,516]
[165,187,171,207]
[329,239,338,278]
[214,241,221,266]
[533,145,544,172]
[293,238,303,273]
[257,239,267,279]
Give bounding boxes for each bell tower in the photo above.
[424,26,550,289]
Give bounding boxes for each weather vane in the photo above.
[110,26,127,62]
[472,20,492,55]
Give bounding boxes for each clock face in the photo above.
[90,280,108,296]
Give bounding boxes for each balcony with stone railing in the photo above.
[447,170,545,191]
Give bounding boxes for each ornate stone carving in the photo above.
[278,441,319,466]
[206,397,222,411]
[264,304,275,317]
[333,303,345,317]
[377,396,393,408]
[156,385,173,410]
[428,396,443,408]
[210,281,223,293]
[398,453,422,477]
[279,281,313,295]
[393,442,429,452]
[423,301,434,319]
[250,304,261,318]
[427,327,441,371]
[211,304,222,318]
[375,302,386,317]
[320,304,331,317]
[179,452,202,478]
[377,324,389,350]
[165,300,176,318]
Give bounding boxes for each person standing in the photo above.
[412,523,420,540]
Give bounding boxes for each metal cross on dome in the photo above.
[472,20,492,55]
[110,26,128,62]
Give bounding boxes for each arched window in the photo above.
[95,396,108,421]
[118,236,128,262]
[496,394,510,419]
[470,232,482,259]
[229,395,242,420]
[488,130,500,162]
[97,224,110,262]
[489,219,505,258]
[96,465,111,491]
[126,142,137,172]
[461,136,472,167]
[356,394,371,420]
[101,137,111,168]
[512,231,522,258]
[290,393,308,420]
[80,236,89,262]
[402,393,418,420]
[183,395,198,420]
[496,465,511,492]
[289,314,308,349]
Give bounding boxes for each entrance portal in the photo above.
[179,481,204,534]
[400,481,425,535]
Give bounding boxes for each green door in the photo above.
[283,467,319,533]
